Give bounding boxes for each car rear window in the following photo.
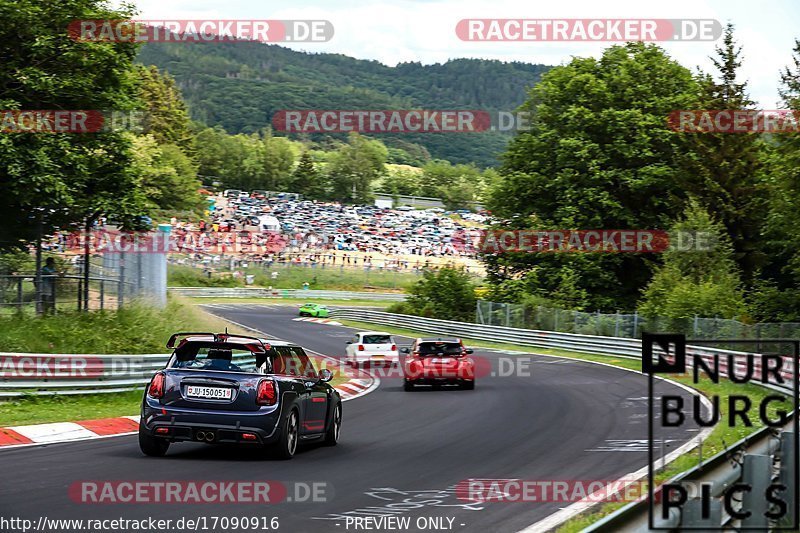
[417,342,462,356]
[363,334,391,344]
[172,347,259,373]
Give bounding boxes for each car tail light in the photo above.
[155,427,170,435]
[358,344,365,351]
[242,433,257,441]
[148,372,165,399]
[391,344,397,351]
[406,359,423,378]
[257,379,278,406]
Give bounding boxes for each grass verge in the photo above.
[0,391,144,427]
[337,318,788,532]
[169,263,420,291]
[0,296,244,354]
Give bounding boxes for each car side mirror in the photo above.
[319,369,334,382]
[400,347,410,354]
[345,341,352,345]
[465,349,473,354]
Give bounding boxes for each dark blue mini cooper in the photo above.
[139,332,341,459]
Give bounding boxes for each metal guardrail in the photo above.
[168,287,406,301]
[329,309,794,392]
[584,422,794,532]
[0,352,260,398]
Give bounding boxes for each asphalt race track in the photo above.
[0,304,704,533]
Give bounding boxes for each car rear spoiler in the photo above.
[166,331,271,352]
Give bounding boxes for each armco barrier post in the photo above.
[780,432,796,526]
[682,497,722,528]
[740,454,772,529]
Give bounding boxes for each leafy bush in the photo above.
[402,267,476,321]
[386,301,415,315]
[638,200,748,320]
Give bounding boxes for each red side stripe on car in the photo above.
[302,420,325,431]
[77,417,139,436]
[0,428,34,446]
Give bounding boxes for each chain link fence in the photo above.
[475,299,800,340]
[1,230,169,313]
[0,274,122,313]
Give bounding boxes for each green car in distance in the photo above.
[298,303,330,318]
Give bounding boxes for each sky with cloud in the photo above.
[124,0,799,108]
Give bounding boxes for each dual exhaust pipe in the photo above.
[196,431,216,442]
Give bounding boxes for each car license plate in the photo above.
[371,355,385,359]
[186,385,233,400]
[431,358,450,364]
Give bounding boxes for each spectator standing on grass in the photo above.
[40,257,58,314]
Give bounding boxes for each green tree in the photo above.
[290,151,328,199]
[380,168,421,196]
[419,160,480,197]
[194,126,230,182]
[485,42,700,309]
[0,0,145,250]
[136,65,194,153]
[675,23,769,284]
[752,38,800,320]
[131,135,203,213]
[327,133,387,203]
[261,131,296,190]
[439,176,476,210]
[638,200,747,320]
[405,267,476,321]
